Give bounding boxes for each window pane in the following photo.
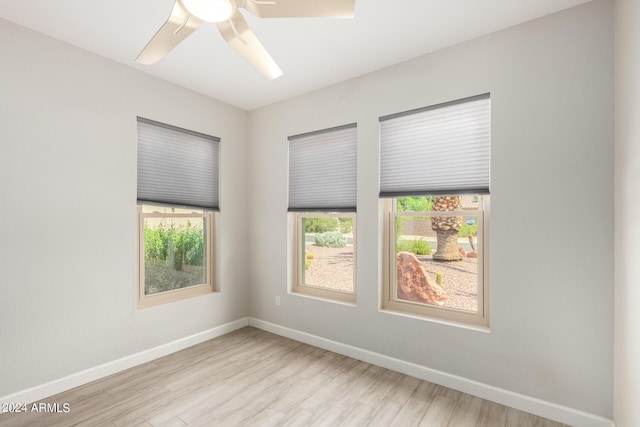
[395,212,479,312]
[143,216,207,295]
[301,216,354,293]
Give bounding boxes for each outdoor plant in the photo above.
[144,221,205,269]
[305,252,314,270]
[397,196,434,212]
[458,223,477,237]
[143,220,206,296]
[304,217,339,233]
[338,217,353,234]
[314,231,347,248]
[396,238,432,255]
[144,220,170,263]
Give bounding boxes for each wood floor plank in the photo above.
[278,408,314,427]
[389,396,432,427]
[357,367,403,407]
[335,401,375,426]
[411,379,439,401]
[504,406,569,427]
[307,404,345,427]
[368,399,403,426]
[476,400,508,427]
[298,371,352,412]
[243,408,287,427]
[148,415,187,427]
[446,392,484,427]
[0,327,573,427]
[319,353,360,378]
[268,373,333,414]
[385,374,421,406]
[418,394,456,426]
[329,364,385,410]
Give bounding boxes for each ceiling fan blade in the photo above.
[216,12,283,79]
[136,0,203,65]
[237,0,355,19]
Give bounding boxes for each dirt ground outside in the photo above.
[303,244,477,312]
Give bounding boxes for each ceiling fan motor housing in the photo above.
[180,0,236,23]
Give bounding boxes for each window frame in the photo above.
[381,196,490,328]
[292,212,357,304]
[137,205,216,309]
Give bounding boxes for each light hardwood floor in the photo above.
[0,327,570,426]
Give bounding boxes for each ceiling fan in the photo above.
[136,0,356,79]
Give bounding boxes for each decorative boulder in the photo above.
[396,252,447,306]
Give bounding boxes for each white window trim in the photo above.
[292,212,357,304]
[137,206,215,309]
[381,196,490,328]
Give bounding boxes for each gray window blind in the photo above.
[379,93,490,197]
[137,117,220,210]
[288,123,357,212]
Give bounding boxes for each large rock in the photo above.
[396,252,447,306]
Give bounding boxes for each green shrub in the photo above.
[396,239,432,255]
[304,217,339,233]
[397,196,434,212]
[144,224,169,263]
[182,226,205,266]
[314,231,347,248]
[144,222,205,269]
[339,217,353,234]
[458,223,477,237]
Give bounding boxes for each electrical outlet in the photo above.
[275,296,281,306]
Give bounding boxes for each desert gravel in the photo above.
[303,244,478,312]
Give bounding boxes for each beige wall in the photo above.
[614,0,640,425]
[0,18,250,397]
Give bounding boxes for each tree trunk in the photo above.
[431,196,463,261]
[433,230,463,261]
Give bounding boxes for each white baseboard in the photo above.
[248,317,614,427]
[0,317,249,407]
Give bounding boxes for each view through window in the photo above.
[138,205,214,307]
[298,213,355,296]
[391,195,486,318]
[293,212,356,303]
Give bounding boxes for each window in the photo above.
[293,212,356,303]
[138,205,214,307]
[383,195,489,326]
[137,117,219,307]
[379,94,490,327]
[288,124,357,303]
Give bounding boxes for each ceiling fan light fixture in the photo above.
[181,0,235,22]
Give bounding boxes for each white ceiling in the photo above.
[0,0,591,110]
